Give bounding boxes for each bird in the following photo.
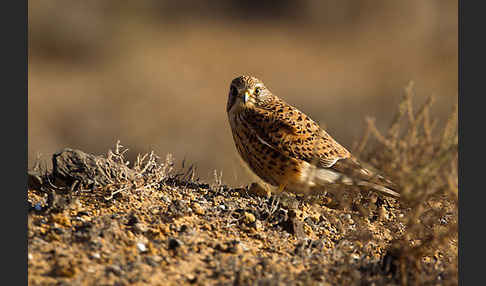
[226,75,400,198]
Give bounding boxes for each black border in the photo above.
[459,0,481,285]
[5,0,28,284]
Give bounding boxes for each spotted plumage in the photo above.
[226,75,400,197]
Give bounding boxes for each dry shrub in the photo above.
[353,81,458,285]
[28,140,176,207]
[97,141,175,200]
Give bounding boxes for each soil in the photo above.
[27,149,457,285]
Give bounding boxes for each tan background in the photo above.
[28,0,457,187]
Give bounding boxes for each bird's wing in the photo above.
[243,102,400,197]
[244,102,350,168]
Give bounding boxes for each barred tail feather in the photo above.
[356,181,401,198]
[314,165,401,198]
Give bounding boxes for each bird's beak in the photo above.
[243,90,251,104]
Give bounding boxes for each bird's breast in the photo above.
[228,111,308,188]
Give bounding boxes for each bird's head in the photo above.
[227,75,272,112]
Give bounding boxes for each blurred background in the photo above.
[28,0,457,187]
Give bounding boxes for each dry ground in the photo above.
[28,89,458,285]
[27,155,457,285]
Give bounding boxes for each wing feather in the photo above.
[242,99,350,168]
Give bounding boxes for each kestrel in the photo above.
[226,75,400,198]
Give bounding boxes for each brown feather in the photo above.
[329,157,400,196]
[242,96,351,168]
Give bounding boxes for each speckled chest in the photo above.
[228,110,302,187]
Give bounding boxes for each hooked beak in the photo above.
[243,90,251,104]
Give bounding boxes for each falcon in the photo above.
[226,75,400,198]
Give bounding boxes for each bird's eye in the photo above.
[254,87,261,96]
[230,86,238,98]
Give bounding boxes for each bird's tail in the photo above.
[312,158,401,198]
[354,180,401,198]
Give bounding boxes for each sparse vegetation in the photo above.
[28,83,457,285]
[354,81,458,285]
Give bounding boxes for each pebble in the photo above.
[53,259,76,277]
[192,202,205,215]
[146,255,163,267]
[134,223,149,233]
[243,212,256,224]
[239,242,249,252]
[350,253,361,262]
[186,273,198,284]
[91,252,101,259]
[168,238,182,250]
[105,265,122,276]
[137,242,147,253]
[34,203,42,211]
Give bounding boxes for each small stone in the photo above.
[91,252,101,259]
[126,214,139,226]
[51,213,72,227]
[137,242,147,253]
[350,253,361,262]
[239,242,249,252]
[133,223,149,233]
[201,223,211,231]
[216,240,245,254]
[218,204,226,211]
[168,238,182,251]
[192,202,205,215]
[52,258,76,277]
[248,183,271,198]
[145,255,162,267]
[34,203,42,211]
[52,227,64,235]
[243,212,256,224]
[228,240,244,254]
[179,224,190,233]
[105,265,122,276]
[186,273,198,284]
